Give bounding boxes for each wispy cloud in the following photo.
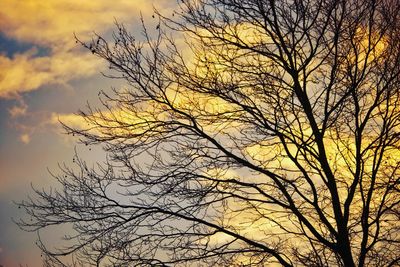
[8,99,27,118]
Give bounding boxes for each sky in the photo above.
[0,1,176,266]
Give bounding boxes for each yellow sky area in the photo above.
[192,23,271,80]
[195,22,389,86]
[246,141,300,171]
[196,21,268,48]
[47,84,244,141]
[199,168,292,265]
[165,86,243,124]
[0,0,170,98]
[49,102,169,139]
[347,27,387,68]
[245,125,400,214]
[49,112,90,131]
[203,215,281,264]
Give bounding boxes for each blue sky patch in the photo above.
[0,33,50,57]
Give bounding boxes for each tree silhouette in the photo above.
[18,0,400,266]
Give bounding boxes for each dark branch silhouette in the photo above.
[18,0,400,266]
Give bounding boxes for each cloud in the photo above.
[19,134,31,144]
[49,112,88,130]
[0,0,162,47]
[8,99,28,118]
[0,48,102,98]
[0,0,171,98]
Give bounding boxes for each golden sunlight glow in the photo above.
[348,27,387,67]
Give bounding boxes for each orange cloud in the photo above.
[0,49,101,98]
[0,0,171,98]
[0,0,162,47]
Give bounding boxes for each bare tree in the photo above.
[18,0,400,266]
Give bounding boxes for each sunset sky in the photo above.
[0,1,176,265]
